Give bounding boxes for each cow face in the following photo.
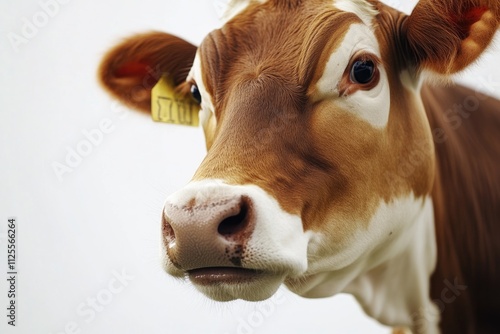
[99,0,499,302]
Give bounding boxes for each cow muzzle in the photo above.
[161,180,310,301]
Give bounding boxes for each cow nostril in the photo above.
[162,215,176,247]
[218,198,250,237]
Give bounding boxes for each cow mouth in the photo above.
[187,267,265,285]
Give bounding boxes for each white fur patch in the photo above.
[286,195,439,332]
[315,23,390,128]
[215,0,269,23]
[334,0,379,26]
[347,197,439,332]
[400,69,423,92]
[187,52,216,131]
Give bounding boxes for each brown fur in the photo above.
[422,84,500,333]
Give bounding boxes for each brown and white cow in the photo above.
[98,0,500,332]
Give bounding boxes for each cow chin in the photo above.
[161,249,298,302]
[188,270,285,302]
[162,250,303,302]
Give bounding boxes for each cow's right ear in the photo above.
[98,32,197,112]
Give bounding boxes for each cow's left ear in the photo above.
[404,0,499,74]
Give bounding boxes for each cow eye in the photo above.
[190,84,202,104]
[350,59,375,85]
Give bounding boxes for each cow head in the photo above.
[99,0,499,303]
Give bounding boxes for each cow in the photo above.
[98,0,500,333]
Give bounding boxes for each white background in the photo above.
[1,1,499,334]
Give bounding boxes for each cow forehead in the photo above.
[334,0,379,25]
[221,0,378,25]
[198,0,379,98]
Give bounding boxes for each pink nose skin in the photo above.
[162,194,255,271]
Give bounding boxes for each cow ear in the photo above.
[404,0,499,74]
[98,32,197,112]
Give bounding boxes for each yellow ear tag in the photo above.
[151,76,200,126]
